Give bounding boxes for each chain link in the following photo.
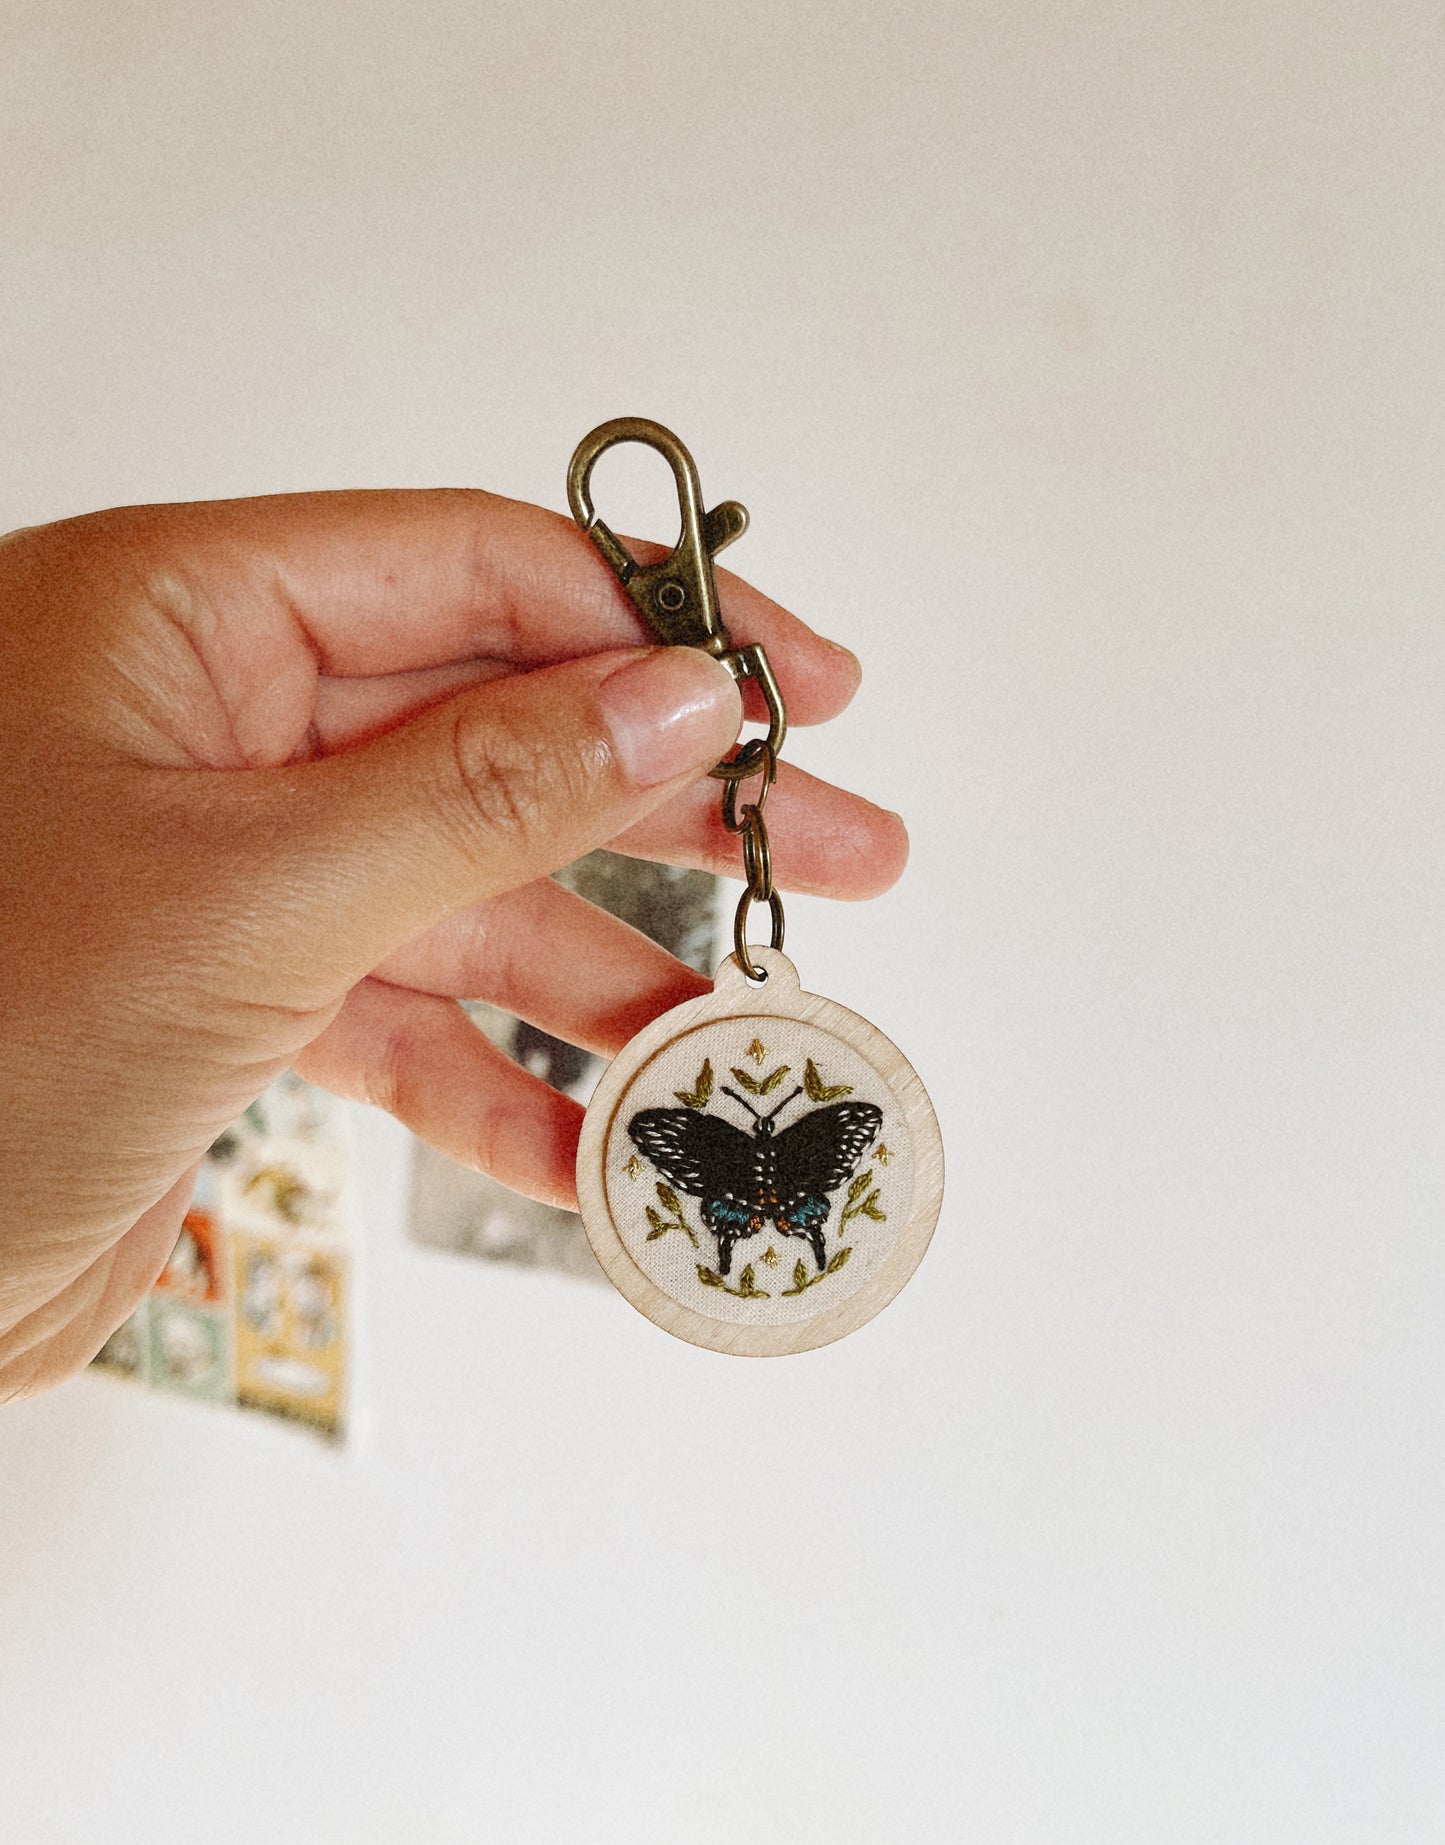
[568,421,793,983]
[719,737,784,979]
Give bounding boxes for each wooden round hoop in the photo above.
[576,948,945,1356]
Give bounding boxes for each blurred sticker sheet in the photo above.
[91,1072,353,1442]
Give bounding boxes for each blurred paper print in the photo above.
[407,851,718,1278]
[89,1070,353,1441]
[233,1234,348,1436]
[154,1206,226,1305]
[91,1301,150,1384]
[149,1297,229,1402]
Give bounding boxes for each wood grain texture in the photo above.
[576,949,945,1356]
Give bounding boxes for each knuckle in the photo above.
[363,1018,409,1122]
[447,702,598,855]
[449,704,545,846]
[463,1109,505,1180]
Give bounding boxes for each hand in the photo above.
[0,488,906,1397]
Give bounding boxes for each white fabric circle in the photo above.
[602,1012,914,1326]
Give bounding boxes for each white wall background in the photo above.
[2,2,1443,1839]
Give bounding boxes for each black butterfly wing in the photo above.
[628,1107,757,1204]
[771,1101,883,1208]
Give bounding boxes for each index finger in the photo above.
[105,488,862,728]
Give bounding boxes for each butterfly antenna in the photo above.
[762,1085,805,1123]
[722,1085,763,1121]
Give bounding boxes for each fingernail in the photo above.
[600,649,743,788]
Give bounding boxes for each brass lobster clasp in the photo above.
[567,417,787,769]
[567,416,747,652]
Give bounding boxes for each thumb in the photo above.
[216,645,741,995]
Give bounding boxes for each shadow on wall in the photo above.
[405,850,718,1281]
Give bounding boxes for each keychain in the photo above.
[570,418,943,1355]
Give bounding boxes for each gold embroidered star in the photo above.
[761,1247,781,1267]
[875,1143,893,1166]
[625,1155,644,1180]
[747,1038,767,1065]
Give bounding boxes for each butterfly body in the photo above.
[628,1089,882,1279]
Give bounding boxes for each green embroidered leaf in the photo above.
[739,1264,758,1294]
[783,1248,853,1294]
[729,1066,763,1094]
[757,1064,791,1095]
[656,1183,682,1214]
[697,1265,724,1289]
[846,1170,874,1205]
[674,1058,714,1109]
[645,1206,669,1240]
[860,1194,886,1221]
[803,1057,853,1103]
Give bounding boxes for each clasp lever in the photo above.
[567,417,787,771]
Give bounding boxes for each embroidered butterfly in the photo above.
[628,1083,882,1280]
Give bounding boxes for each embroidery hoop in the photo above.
[576,949,944,1356]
